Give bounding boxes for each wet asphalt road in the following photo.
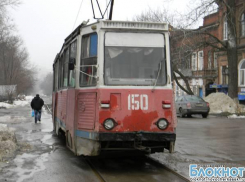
[0,98,245,181]
[176,115,245,163]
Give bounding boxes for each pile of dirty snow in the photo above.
[0,124,17,161]
[0,95,33,109]
[13,100,29,106]
[0,102,13,109]
[228,114,245,119]
[204,93,236,114]
[25,95,33,102]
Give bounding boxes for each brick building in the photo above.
[174,0,245,99]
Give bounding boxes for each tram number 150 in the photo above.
[128,94,148,110]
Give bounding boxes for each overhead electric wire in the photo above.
[72,0,84,31]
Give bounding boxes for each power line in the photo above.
[72,0,84,31]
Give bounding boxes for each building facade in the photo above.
[174,0,245,99]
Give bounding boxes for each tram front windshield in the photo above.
[104,32,167,86]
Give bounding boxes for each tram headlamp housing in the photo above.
[104,119,115,130]
[157,119,168,130]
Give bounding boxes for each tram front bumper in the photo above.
[97,132,176,142]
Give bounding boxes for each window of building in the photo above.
[69,40,77,87]
[222,66,228,85]
[241,12,245,37]
[223,15,228,40]
[191,52,197,71]
[80,33,98,87]
[192,85,198,95]
[179,58,189,69]
[239,59,245,86]
[214,52,218,69]
[219,66,222,84]
[208,51,212,69]
[198,51,203,70]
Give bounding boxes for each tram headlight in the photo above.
[104,119,115,130]
[157,119,168,130]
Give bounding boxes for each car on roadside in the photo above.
[175,95,210,118]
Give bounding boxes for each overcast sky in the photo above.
[10,0,190,77]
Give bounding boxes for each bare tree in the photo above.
[184,0,238,98]
[134,0,239,98]
[0,0,20,11]
[0,35,35,95]
[0,0,35,98]
[133,8,195,95]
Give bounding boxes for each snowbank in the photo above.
[0,124,17,161]
[0,95,33,109]
[0,116,27,123]
[25,96,33,102]
[228,114,245,119]
[13,100,29,106]
[0,102,13,109]
[204,93,237,114]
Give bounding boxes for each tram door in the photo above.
[66,89,76,151]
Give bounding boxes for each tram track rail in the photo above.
[85,157,107,182]
[44,104,52,114]
[45,104,189,181]
[45,104,106,181]
[85,154,190,182]
[145,156,190,182]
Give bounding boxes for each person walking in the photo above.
[31,94,44,124]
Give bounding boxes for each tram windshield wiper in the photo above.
[152,60,163,92]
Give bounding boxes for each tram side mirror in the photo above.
[69,58,75,70]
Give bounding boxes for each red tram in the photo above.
[52,20,177,156]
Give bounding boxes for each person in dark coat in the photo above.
[31,94,44,123]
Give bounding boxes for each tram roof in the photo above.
[54,20,169,64]
[65,20,168,44]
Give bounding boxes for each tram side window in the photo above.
[69,41,77,87]
[80,33,98,87]
[53,65,55,92]
[53,62,58,92]
[59,55,64,89]
[53,56,59,91]
[63,49,69,87]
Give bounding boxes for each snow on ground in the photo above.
[0,103,13,109]
[0,95,34,109]
[25,96,34,102]
[13,100,29,107]
[228,114,245,119]
[204,93,237,114]
[0,124,17,161]
[0,116,28,124]
[151,151,195,178]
